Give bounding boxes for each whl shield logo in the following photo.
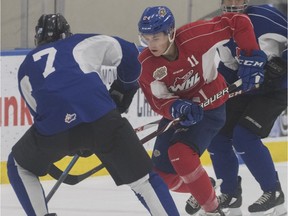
[169,71,200,91]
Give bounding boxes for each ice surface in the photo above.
[1,162,287,216]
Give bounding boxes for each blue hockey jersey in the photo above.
[217,4,287,90]
[18,34,141,135]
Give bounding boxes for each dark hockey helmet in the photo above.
[34,13,72,47]
[221,0,249,13]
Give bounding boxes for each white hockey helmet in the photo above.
[221,0,249,13]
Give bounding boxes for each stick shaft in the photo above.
[46,155,79,202]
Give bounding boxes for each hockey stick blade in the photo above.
[49,163,105,186]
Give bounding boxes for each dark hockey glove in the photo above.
[170,99,203,127]
[262,57,287,91]
[237,50,267,91]
[109,80,138,114]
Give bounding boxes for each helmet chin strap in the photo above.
[162,29,176,56]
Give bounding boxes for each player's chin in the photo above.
[150,50,162,57]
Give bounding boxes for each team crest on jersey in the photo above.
[65,113,77,123]
[169,70,200,92]
[153,66,168,80]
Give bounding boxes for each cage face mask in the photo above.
[221,0,249,13]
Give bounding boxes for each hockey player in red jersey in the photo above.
[137,5,267,216]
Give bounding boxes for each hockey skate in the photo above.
[185,177,222,215]
[186,195,201,215]
[219,176,243,216]
[248,181,287,216]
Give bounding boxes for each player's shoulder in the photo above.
[175,14,249,45]
[246,5,287,32]
[175,20,211,44]
[67,33,117,44]
[215,12,251,23]
[18,47,40,76]
[111,35,132,44]
[22,45,43,64]
[246,4,287,21]
[111,36,139,54]
[65,33,110,46]
[176,20,206,34]
[246,4,283,15]
[73,33,129,45]
[176,13,249,37]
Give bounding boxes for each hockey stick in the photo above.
[46,154,79,202]
[48,159,104,187]
[133,119,161,132]
[200,78,242,108]
[140,117,180,144]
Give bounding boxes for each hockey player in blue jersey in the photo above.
[6,14,180,216]
[185,1,287,215]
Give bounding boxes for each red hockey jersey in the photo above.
[138,13,259,120]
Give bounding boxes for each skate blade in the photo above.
[223,207,242,216]
[249,204,287,216]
